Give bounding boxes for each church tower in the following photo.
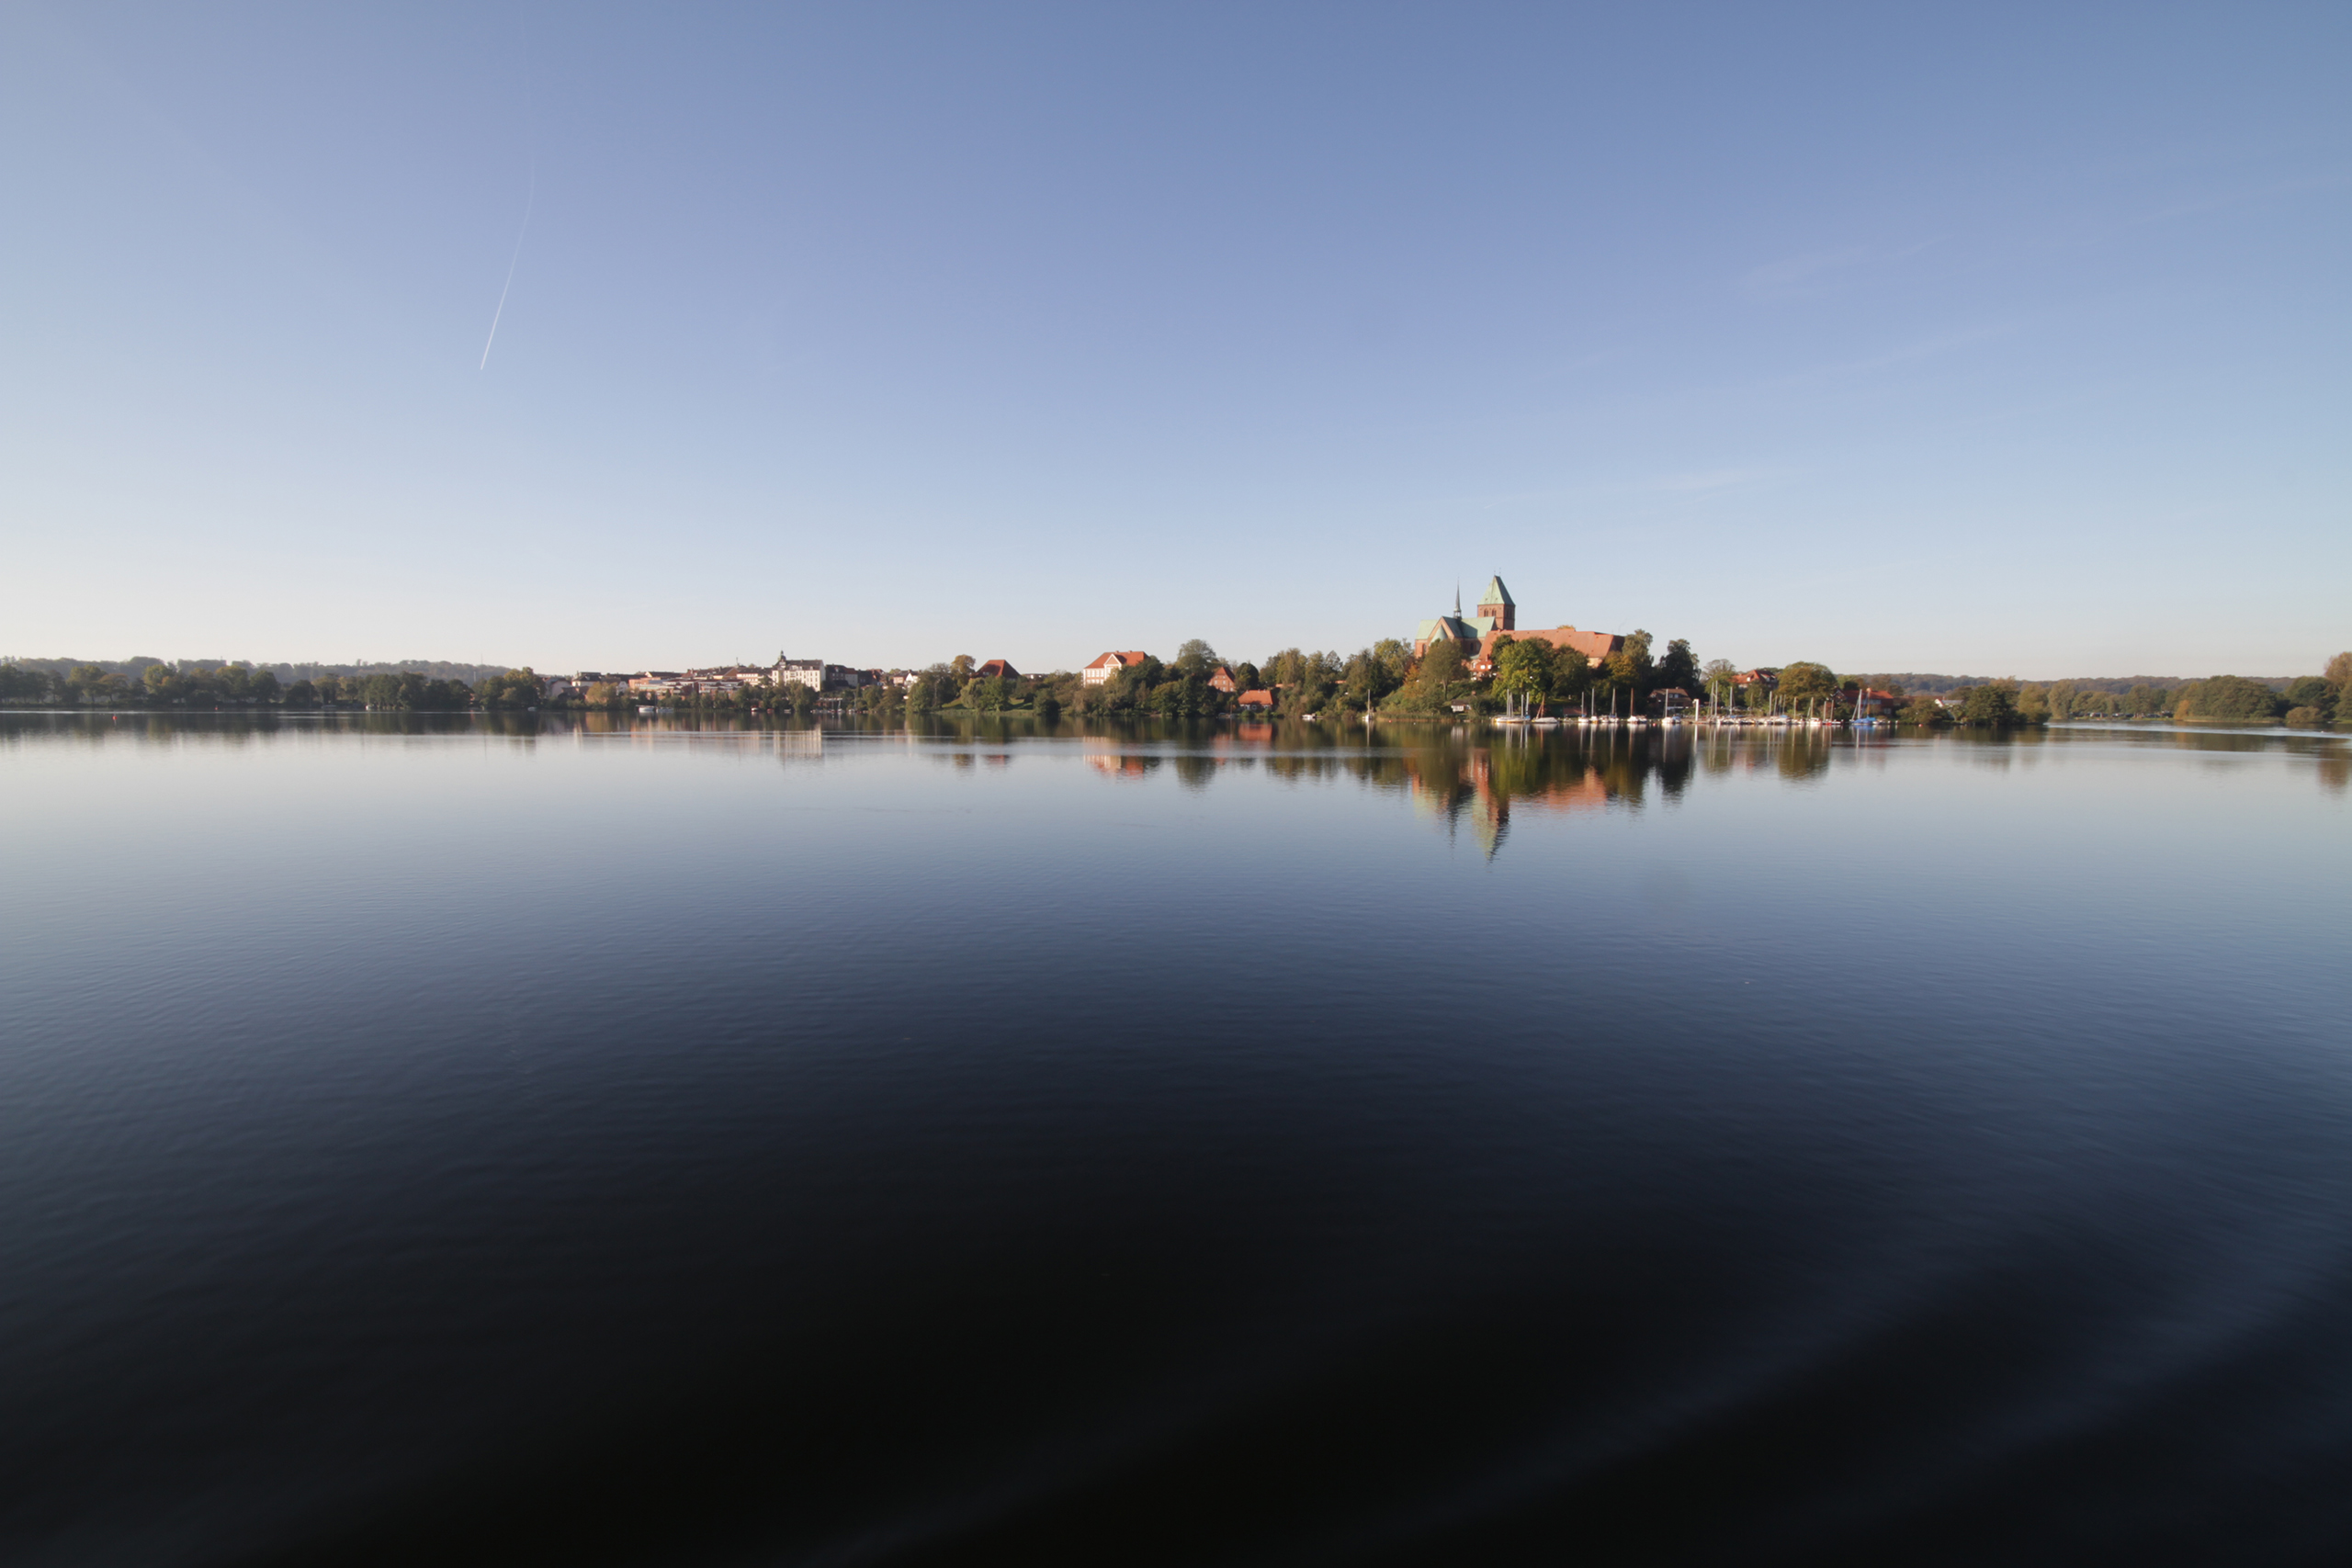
[1476,575,1516,632]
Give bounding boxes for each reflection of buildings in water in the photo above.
[1070,730,1706,852]
[1400,741,1619,860]
[1084,752,1151,779]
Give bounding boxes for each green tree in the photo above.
[1174,638,1219,672]
[1596,630,1655,706]
[1549,642,1593,701]
[1777,661,1838,711]
[1597,650,1641,704]
[1490,637,1552,706]
[1959,683,2019,727]
[1385,640,1467,715]
[0,662,57,703]
[475,669,542,709]
[1702,658,1736,710]
[1899,694,1949,727]
[908,665,953,711]
[2282,676,2331,713]
[1157,671,1214,716]
[1107,655,1165,710]
[1338,646,1403,714]
[2175,675,2285,722]
[1653,637,1700,700]
[66,664,119,704]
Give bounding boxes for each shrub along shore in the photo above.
[5,649,2346,728]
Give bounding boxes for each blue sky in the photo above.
[4,3,2345,678]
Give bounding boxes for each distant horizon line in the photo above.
[1,653,2320,689]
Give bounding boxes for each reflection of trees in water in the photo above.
[1063,724,1968,859]
[1775,733,1835,782]
[1347,731,1718,857]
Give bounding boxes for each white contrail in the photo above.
[479,162,535,371]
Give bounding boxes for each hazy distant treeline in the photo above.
[0,656,518,687]
[1860,672,2261,696]
[0,661,548,712]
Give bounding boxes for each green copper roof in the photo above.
[1479,575,1514,606]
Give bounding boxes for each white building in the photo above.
[1082,650,1153,687]
[772,659,824,692]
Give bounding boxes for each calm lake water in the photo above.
[4,713,2349,1565]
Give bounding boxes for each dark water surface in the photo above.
[4,714,2349,1565]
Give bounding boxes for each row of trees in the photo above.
[2176,663,2349,727]
[1890,659,2351,728]
[13,651,2344,727]
[0,661,546,712]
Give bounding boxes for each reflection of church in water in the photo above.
[1071,718,1702,863]
[1405,729,1701,859]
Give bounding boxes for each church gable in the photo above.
[1412,575,1618,664]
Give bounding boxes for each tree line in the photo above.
[1883,658,2350,728]
[0,661,549,711]
[9,650,2343,728]
[818,632,1712,722]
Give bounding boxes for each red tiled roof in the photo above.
[1476,626,1623,664]
[1084,650,1153,671]
[975,659,1021,679]
[1234,689,1276,707]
